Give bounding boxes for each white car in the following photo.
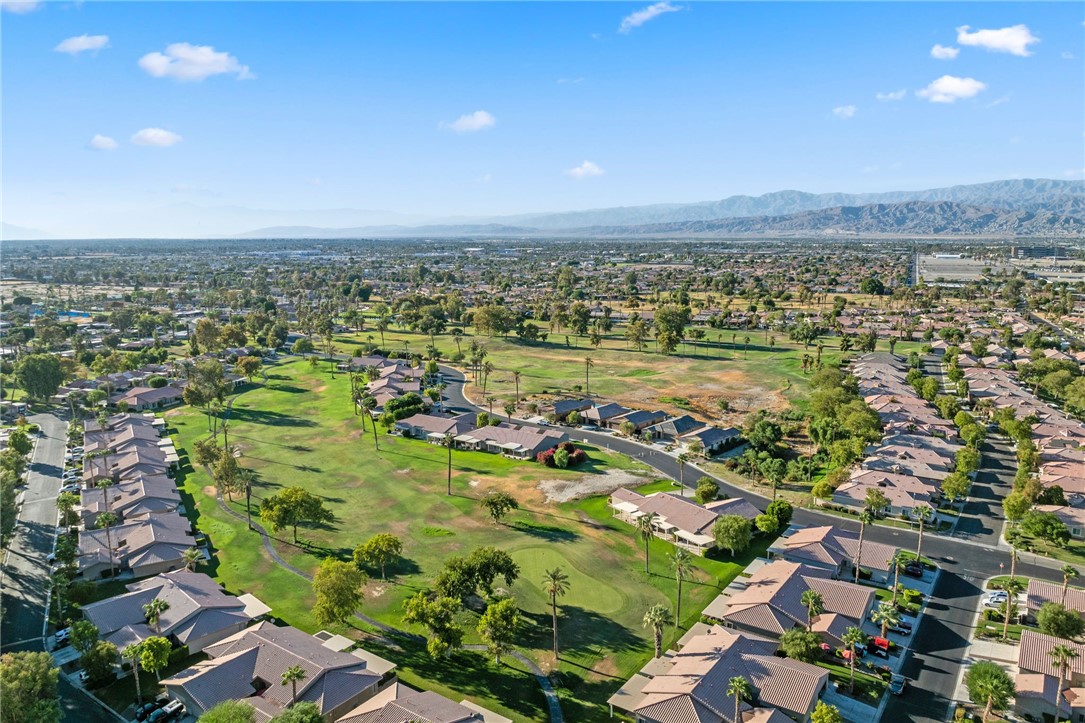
[59,483,81,494]
[55,628,71,646]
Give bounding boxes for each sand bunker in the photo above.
[538,468,651,503]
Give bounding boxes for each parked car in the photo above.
[134,700,167,721]
[147,700,184,722]
[902,563,924,578]
[59,483,81,494]
[69,446,84,454]
[889,674,907,695]
[46,552,56,563]
[54,628,71,646]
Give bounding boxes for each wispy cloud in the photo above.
[875,89,906,101]
[930,44,959,60]
[88,134,117,151]
[55,34,109,55]
[441,110,496,133]
[916,75,987,103]
[139,43,253,81]
[956,24,1039,57]
[566,160,604,179]
[832,105,857,119]
[1,1,41,14]
[985,94,1011,108]
[131,128,183,147]
[619,2,681,33]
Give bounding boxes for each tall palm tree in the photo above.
[123,642,144,706]
[853,510,873,583]
[727,676,752,723]
[1002,578,1025,642]
[1060,564,1079,606]
[360,397,378,451]
[143,599,170,635]
[584,356,594,397]
[743,336,751,360]
[672,548,693,628]
[842,627,868,693]
[914,505,932,563]
[871,601,901,638]
[182,547,201,572]
[642,604,672,659]
[443,433,455,496]
[97,511,119,579]
[512,370,522,403]
[636,512,657,574]
[1049,644,1078,723]
[543,568,570,660]
[675,453,691,495]
[281,664,308,708]
[890,551,906,606]
[800,589,824,631]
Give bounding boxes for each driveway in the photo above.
[1,412,66,650]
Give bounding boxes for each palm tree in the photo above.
[360,397,378,451]
[123,642,144,707]
[842,626,867,693]
[890,551,906,606]
[584,356,594,396]
[871,601,901,638]
[143,599,170,635]
[512,370,522,403]
[675,453,691,495]
[636,512,657,574]
[543,567,570,660]
[672,548,693,628]
[801,589,824,631]
[643,604,672,659]
[1049,644,1078,722]
[743,336,751,360]
[281,664,308,708]
[181,547,201,572]
[1060,564,1079,606]
[914,506,932,562]
[853,510,873,583]
[443,433,455,496]
[1002,577,1025,642]
[727,676,752,723]
[97,511,119,579]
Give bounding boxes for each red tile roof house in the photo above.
[607,625,828,723]
[337,683,511,723]
[1014,630,1085,722]
[609,488,760,555]
[163,622,394,721]
[702,560,876,647]
[1025,579,1085,623]
[830,472,938,523]
[81,570,258,653]
[767,525,899,585]
[1033,503,1085,540]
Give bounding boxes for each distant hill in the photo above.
[233,223,537,239]
[504,178,1084,229]
[581,201,1085,237]
[2,222,53,240]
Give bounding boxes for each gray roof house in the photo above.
[163,622,392,721]
[550,398,593,421]
[81,570,258,652]
[79,475,181,527]
[78,512,195,579]
[582,403,633,427]
[643,414,705,442]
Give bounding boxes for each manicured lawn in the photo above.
[1006,531,1085,566]
[167,358,766,721]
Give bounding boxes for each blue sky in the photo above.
[2,1,1083,237]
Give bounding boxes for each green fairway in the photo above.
[167,358,765,721]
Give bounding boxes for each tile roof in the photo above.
[772,526,898,572]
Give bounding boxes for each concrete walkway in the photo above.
[822,686,880,723]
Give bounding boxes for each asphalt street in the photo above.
[439,366,1066,722]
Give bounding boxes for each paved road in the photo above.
[1,412,65,650]
[439,366,1067,721]
[952,439,1015,547]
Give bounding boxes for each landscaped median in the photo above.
[163,358,768,722]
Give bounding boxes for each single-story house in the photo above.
[1034,503,1085,539]
[609,488,758,555]
[453,424,567,460]
[78,511,196,579]
[582,402,633,428]
[643,415,704,443]
[393,413,474,442]
[550,398,593,422]
[337,683,511,723]
[615,410,668,434]
[1014,631,1085,722]
[680,426,742,456]
[767,525,899,584]
[110,385,184,411]
[1025,579,1085,622]
[79,475,181,527]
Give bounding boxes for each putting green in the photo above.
[512,546,625,615]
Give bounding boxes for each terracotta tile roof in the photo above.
[1018,630,1085,678]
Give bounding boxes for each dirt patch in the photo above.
[202,485,218,497]
[395,468,412,475]
[368,583,387,598]
[469,479,481,488]
[538,468,650,503]
[313,384,328,393]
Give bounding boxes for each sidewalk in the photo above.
[822,686,879,723]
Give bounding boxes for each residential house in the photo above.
[394,413,474,442]
[617,410,668,434]
[1014,631,1085,722]
[643,415,705,443]
[767,526,899,584]
[702,560,876,647]
[79,476,181,527]
[337,684,511,723]
[78,512,196,579]
[680,426,742,456]
[111,385,184,411]
[452,424,567,460]
[550,398,592,422]
[163,622,393,721]
[582,402,633,428]
[1025,579,1085,622]
[1035,503,1085,540]
[609,488,759,555]
[608,625,828,723]
[81,570,259,653]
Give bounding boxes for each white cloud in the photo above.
[985,94,1011,108]
[832,105,857,119]
[138,43,253,81]
[916,75,987,103]
[55,34,109,54]
[88,134,117,150]
[1,1,41,14]
[442,110,496,133]
[956,24,1039,57]
[131,128,183,147]
[565,160,604,179]
[875,89,906,101]
[1062,52,1075,61]
[618,2,681,33]
[930,44,959,60]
